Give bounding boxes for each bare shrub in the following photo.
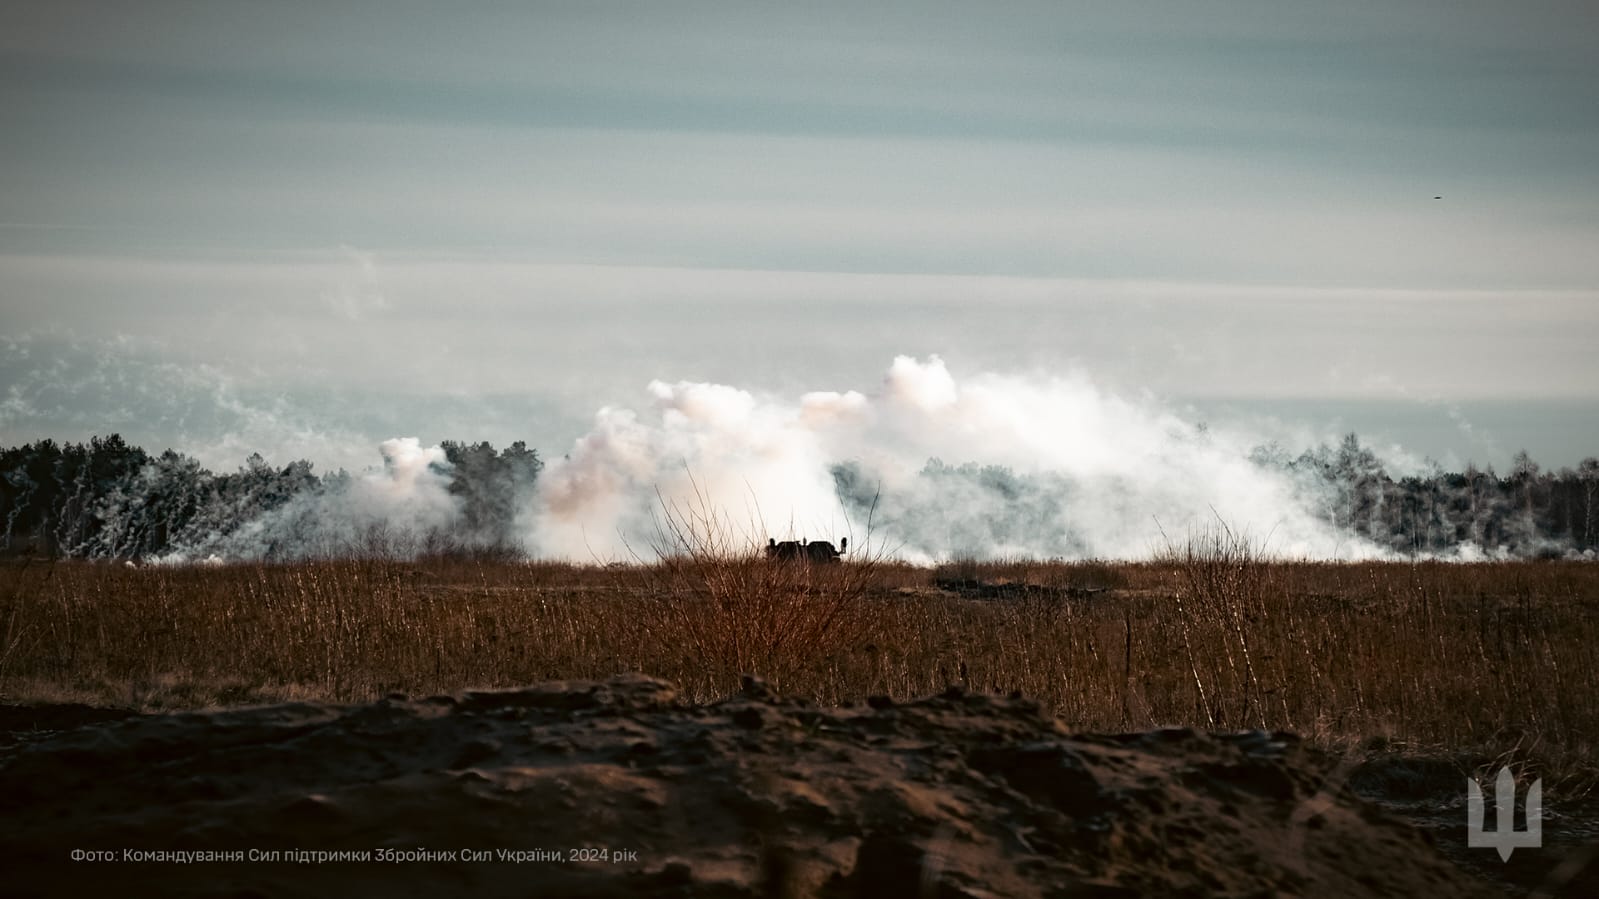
[620,483,887,701]
[1157,520,1277,729]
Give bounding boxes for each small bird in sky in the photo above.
[1434,196,1443,200]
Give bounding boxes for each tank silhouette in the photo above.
[765,537,847,563]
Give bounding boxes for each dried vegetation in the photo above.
[2,529,1595,788]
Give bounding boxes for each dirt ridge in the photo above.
[2,675,1510,898]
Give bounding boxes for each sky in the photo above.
[2,0,1597,477]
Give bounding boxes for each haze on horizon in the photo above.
[2,0,1597,477]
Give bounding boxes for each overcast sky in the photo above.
[2,0,1596,473]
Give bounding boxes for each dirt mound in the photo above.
[2,676,1506,898]
[0,702,139,744]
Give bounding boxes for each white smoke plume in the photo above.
[529,356,1388,561]
[156,437,463,562]
[352,437,460,535]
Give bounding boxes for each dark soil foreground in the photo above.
[0,677,1587,898]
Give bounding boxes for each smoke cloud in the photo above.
[530,356,1388,561]
[152,437,464,562]
[7,355,1592,563]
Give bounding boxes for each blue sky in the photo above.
[2,1,1597,472]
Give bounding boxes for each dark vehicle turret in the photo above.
[766,537,847,563]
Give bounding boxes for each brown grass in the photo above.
[2,540,1596,786]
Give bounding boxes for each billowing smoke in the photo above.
[0,434,541,562]
[5,356,1595,563]
[151,437,463,562]
[530,356,1388,561]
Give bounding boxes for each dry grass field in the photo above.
[3,533,1595,793]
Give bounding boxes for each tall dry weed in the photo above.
[620,484,887,700]
[0,550,1594,785]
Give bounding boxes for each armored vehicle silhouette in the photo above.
[765,537,847,563]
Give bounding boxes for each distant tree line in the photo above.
[0,436,541,560]
[2,433,1595,561]
[1261,434,1599,557]
[831,434,1599,560]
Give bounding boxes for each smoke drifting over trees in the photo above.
[1,358,1592,563]
[2,431,1594,563]
[0,437,542,562]
[831,441,1599,561]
